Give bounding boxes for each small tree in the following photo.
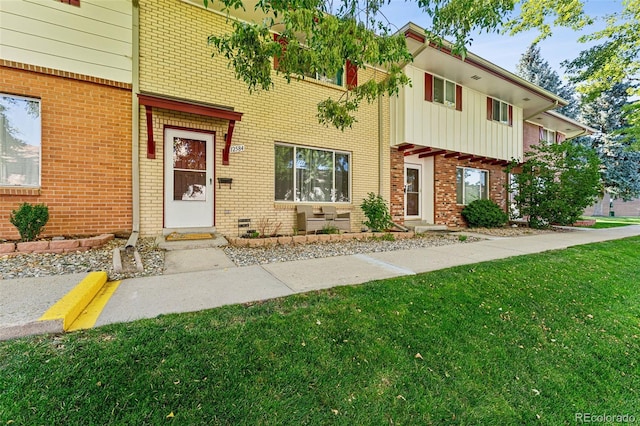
[10,203,49,242]
[360,192,393,232]
[507,141,600,228]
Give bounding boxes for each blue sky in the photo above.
[380,0,623,77]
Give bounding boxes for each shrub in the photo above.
[10,202,49,242]
[461,199,508,228]
[360,193,393,232]
[369,232,396,242]
[320,224,340,234]
[506,140,600,228]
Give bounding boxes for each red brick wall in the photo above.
[390,147,405,224]
[434,155,508,227]
[0,64,132,240]
[523,122,541,153]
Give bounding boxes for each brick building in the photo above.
[1,1,597,241]
[389,23,579,228]
[0,0,133,240]
[136,0,389,237]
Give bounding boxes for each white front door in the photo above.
[164,128,214,228]
[404,163,421,219]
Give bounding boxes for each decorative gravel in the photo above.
[223,233,481,267]
[1,227,563,280]
[0,238,164,281]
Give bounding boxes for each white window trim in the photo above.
[275,143,352,203]
[492,99,510,124]
[456,166,489,205]
[433,76,457,108]
[540,128,556,144]
[0,93,42,188]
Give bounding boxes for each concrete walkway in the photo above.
[2,225,640,340]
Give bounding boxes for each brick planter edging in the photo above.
[571,219,596,227]
[227,232,415,247]
[1,234,115,255]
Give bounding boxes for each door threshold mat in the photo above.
[165,232,214,241]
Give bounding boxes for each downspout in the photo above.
[378,93,384,196]
[126,3,141,249]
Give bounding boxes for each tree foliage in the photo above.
[507,141,600,228]
[564,0,640,145]
[577,83,640,201]
[360,192,393,231]
[205,0,590,130]
[516,43,577,118]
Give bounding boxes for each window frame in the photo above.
[304,67,344,87]
[425,72,462,111]
[540,128,556,144]
[433,76,457,108]
[274,143,352,203]
[272,34,357,89]
[456,166,489,205]
[492,99,509,124]
[486,96,513,126]
[0,93,42,188]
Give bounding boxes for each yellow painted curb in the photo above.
[67,280,121,332]
[38,271,108,331]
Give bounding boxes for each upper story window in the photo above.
[540,128,556,144]
[273,34,357,89]
[275,144,350,203]
[486,97,513,126]
[304,69,344,87]
[433,77,456,107]
[424,72,462,111]
[0,94,41,187]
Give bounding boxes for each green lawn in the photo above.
[2,238,639,424]
[583,216,640,229]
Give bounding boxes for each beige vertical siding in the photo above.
[394,65,523,162]
[0,0,132,82]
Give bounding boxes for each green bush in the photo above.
[506,140,600,228]
[461,199,508,228]
[9,203,49,242]
[360,192,393,232]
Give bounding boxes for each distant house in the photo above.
[0,0,133,240]
[389,23,570,228]
[524,110,595,151]
[584,196,640,217]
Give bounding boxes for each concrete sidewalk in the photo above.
[2,225,640,340]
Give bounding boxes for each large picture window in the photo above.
[0,94,41,187]
[456,167,488,205]
[275,144,350,202]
